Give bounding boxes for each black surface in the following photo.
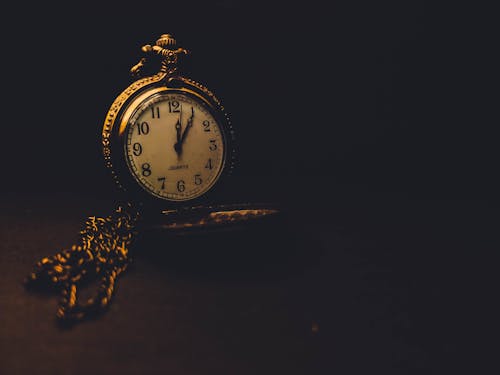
[0,1,497,374]
[2,1,495,199]
[1,188,497,374]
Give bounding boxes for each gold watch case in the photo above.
[101,34,236,211]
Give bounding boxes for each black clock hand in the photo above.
[174,117,182,155]
[179,107,194,145]
[178,102,183,142]
[175,117,182,143]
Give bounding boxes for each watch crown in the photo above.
[130,33,189,78]
[156,34,177,48]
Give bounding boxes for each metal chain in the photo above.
[24,201,279,324]
[24,202,140,323]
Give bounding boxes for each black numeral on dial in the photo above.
[137,122,150,135]
[205,159,213,170]
[141,163,151,177]
[177,180,185,192]
[209,139,217,151]
[151,107,160,118]
[132,143,142,156]
[194,174,202,185]
[157,177,166,189]
[203,120,210,132]
[168,101,180,113]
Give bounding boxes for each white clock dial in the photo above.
[125,92,225,201]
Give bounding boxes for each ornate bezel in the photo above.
[102,74,236,212]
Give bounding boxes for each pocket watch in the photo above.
[102,33,236,211]
[24,34,280,324]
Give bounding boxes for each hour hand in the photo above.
[175,117,181,143]
[174,118,182,155]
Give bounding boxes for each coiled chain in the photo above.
[24,201,279,324]
[24,202,140,323]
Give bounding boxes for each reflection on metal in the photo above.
[158,208,280,231]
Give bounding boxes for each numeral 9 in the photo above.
[132,143,142,156]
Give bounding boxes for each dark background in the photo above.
[1,1,497,374]
[1,0,495,200]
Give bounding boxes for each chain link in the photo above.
[24,202,140,323]
[24,202,279,324]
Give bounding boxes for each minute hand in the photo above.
[180,107,194,144]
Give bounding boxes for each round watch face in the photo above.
[124,91,225,201]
